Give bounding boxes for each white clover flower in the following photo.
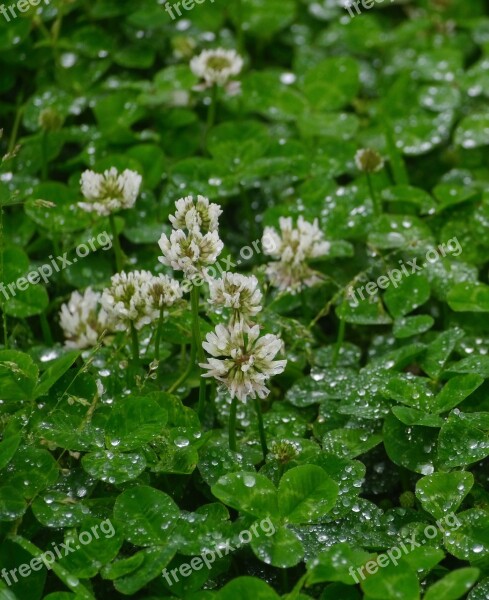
[208,272,263,324]
[264,261,325,294]
[355,148,385,173]
[158,229,223,278]
[101,271,156,331]
[79,167,142,216]
[170,195,222,233]
[190,48,243,90]
[59,288,109,349]
[262,216,331,294]
[148,274,183,311]
[200,321,287,402]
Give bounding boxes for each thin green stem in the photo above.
[229,395,238,452]
[167,343,195,394]
[286,573,309,600]
[367,172,381,216]
[130,322,140,364]
[40,313,53,346]
[207,84,218,131]
[41,130,49,180]
[382,116,409,185]
[109,214,124,272]
[253,396,268,459]
[8,535,94,600]
[8,101,23,154]
[203,84,218,153]
[241,186,256,239]
[191,285,207,418]
[0,205,6,349]
[280,569,290,595]
[332,315,346,368]
[300,285,309,321]
[235,0,244,53]
[154,306,165,361]
[2,310,7,349]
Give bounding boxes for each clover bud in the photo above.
[355,148,385,173]
[38,108,64,132]
[269,440,299,465]
[399,491,416,508]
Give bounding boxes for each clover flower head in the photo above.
[170,195,222,233]
[148,274,183,310]
[79,167,142,216]
[101,270,158,331]
[158,229,223,278]
[59,288,109,349]
[264,261,324,294]
[355,148,384,173]
[190,48,243,91]
[262,216,330,294]
[208,272,263,324]
[200,321,287,402]
[269,440,301,464]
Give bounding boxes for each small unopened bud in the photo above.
[399,491,416,508]
[32,199,56,209]
[269,440,299,465]
[355,148,385,173]
[172,35,196,59]
[2,144,20,163]
[38,107,64,132]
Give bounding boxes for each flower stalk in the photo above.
[109,214,124,273]
[130,322,140,364]
[229,395,238,452]
[253,397,268,459]
[191,285,207,418]
[154,305,165,361]
[332,315,346,368]
[366,172,381,216]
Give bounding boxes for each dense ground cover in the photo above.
[2,0,489,598]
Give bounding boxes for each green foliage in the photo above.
[1,0,489,597]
